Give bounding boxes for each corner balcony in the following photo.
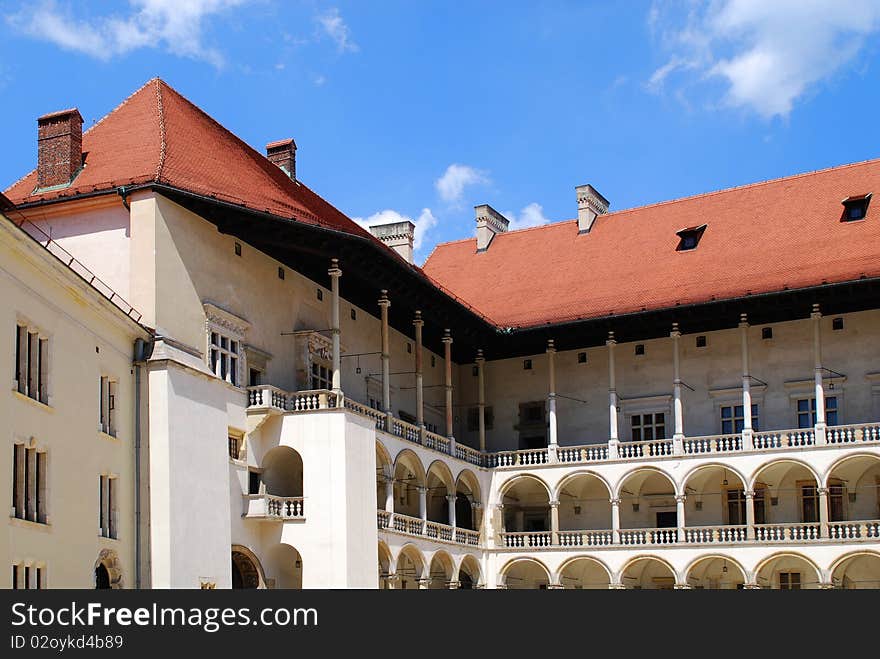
[377,510,481,548]
[243,494,306,521]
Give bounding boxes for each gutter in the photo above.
[133,336,155,589]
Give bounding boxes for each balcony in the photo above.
[377,510,481,547]
[243,494,306,521]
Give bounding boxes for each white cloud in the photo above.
[648,0,880,118]
[7,0,246,68]
[353,208,438,253]
[315,7,358,53]
[434,164,489,204]
[503,202,551,231]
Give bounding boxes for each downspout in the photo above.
[133,337,154,589]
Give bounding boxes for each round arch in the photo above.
[680,462,748,494]
[555,470,613,501]
[556,471,614,532]
[684,554,747,590]
[754,552,822,590]
[500,557,551,589]
[498,473,552,500]
[392,450,426,519]
[231,544,266,589]
[455,469,482,531]
[427,550,455,589]
[94,549,123,590]
[395,544,426,590]
[619,555,678,589]
[378,541,393,589]
[456,555,482,589]
[829,551,880,589]
[615,466,677,498]
[498,475,552,534]
[261,446,304,497]
[265,543,303,589]
[748,458,821,491]
[557,556,612,590]
[426,460,455,523]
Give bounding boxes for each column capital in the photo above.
[549,500,560,508]
[378,289,391,308]
[738,312,749,328]
[475,349,485,365]
[606,331,616,346]
[675,494,687,504]
[446,494,457,503]
[609,497,621,506]
[546,583,564,590]
[442,328,453,345]
[673,583,692,590]
[546,338,556,354]
[744,490,755,500]
[472,501,483,509]
[817,487,829,496]
[327,257,342,277]
[494,503,505,511]
[447,580,461,590]
[416,578,430,589]
[670,321,681,338]
[417,485,427,494]
[412,309,423,327]
[811,302,821,319]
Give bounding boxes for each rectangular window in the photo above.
[467,406,494,432]
[725,487,765,525]
[99,376,118,436]
[228,434,243,460]
[829,480,846,522]
[779,572,801,590]
[14,324,49,404]
[99,475,117,539]
[720,403,759,434]
[13,445,46,524]
[797,396,838,428]
[310,362,332,390]
[12,564,18,590]
[630,413,666,441]
[209,331,239,386]
[35,566,42,590]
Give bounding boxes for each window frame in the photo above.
[13,320,50,405]
[204,303,250,389]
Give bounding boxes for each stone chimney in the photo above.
[266,138,297,180]
[576,184,609,234]
[370,220,416,264]
[475,204,509,251]
[37,108,83,189]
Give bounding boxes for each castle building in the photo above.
[3,78,879,589]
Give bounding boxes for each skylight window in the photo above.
[841,193,871,222]
[675,224,707,251]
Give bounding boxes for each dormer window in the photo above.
[841,194,871,222]
[676,224,707,251]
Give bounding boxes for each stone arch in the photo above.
[378,541,393,589]
[94,549,123,589]
[828,550,880,589]
[615,466,677,498]
[684,554,747,589]
[754,552,822,589]
[617,468,677,530]
[427,550,455,589]
[557,556,612,589]
[265,543,303,589]
[681,463,749,528]
[456,554,482,589]
[455,469,482,530]
[395,544,426,590]
[376,441,394,509]
[619,555,678,589]
[392,450,426,519]
[823,453,880,521]
[500,557,550,589]
[426,460,455,523]
[748,458,821,491]
[498,474,552,533]
[556,471,613,531]
[555,470,613,501]
[680,462,748,495]
[231,544,266,589]
[261,446,303,497]
[498,473,552,500]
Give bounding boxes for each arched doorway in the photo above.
[231,547,264,589]
[95,564,111,589]
[94,549,122,589]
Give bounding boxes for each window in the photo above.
[631,413,665,441]
[523,359,532,370]
[406,342,412,354]
[99,475,117,539]
[832,317,844,331]
[277,267,285,280]
[762,327,773,340]
[316,288,323,301]
[799,482,818,523]
[696,335,707,348]
[310,362,332,390]
[10,564,42,590]
[797,396,838,428]
[829,480,847,522]
[720,403,759,433]
[209,331,240,386]
[634,344,645,356]
[350,308,356,320]
[13,444,47,524]
[725,487,766,525]
[841,194,871,222]
[234,242,242,256]
[228,433,243,460]
[99,376,118,437]
[14,323,49,404]
[430,355,436,368]
[778,572,801,590]
[248,368,262,387]
[676,224,707,251]
[577,352,587,364]
[467,406,494,432]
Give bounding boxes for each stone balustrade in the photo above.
[243,493,305,520]
[378,511,479,547]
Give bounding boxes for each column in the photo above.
[812,304,827,444]
[818,487,829,538]
[475,349,487,452]
[328,259,342,400]
[447,494,457,528]
[547,339,559,462]
[549,499,560,545]
[607,332,619,459]
[744,490,756,540]
[675,494,686,544]
[739,313,753,450]
[378,290,392,430]
[417,578,430,590]
[671,322,684,455]
[442,329,455,450]
[610,497,621,544]
[447,581,461,590]
[418,486,427,531]
[413,311,425,442]
[384,474,394,514]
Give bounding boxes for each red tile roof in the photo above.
[423,159,880,328]
[4,78,377,242]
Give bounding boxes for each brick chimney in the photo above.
[266,138,297,180]
[576,184,609,234]
[475,204,509,251]
[37,108,83,189]
[370,220,416,264]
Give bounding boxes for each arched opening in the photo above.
[376,442,393,511]
[427,552,454,589]
[426,461,454,524]
[751,461,820,533]
[501,559,550,590]
[618,469,677,530]
[455,470,481,531]
[559,557,611,589]
[825,454,880,523]
[231,548,263,589]
[557,472,612,532]
[265,543,303,589]
[395,546,425,590]
[682,464,748,529]
[392,451,425,520]
[261,446,303,497]
[500,476,551,533]
[831,552,880,589]
[378,542,393,590]
[93,549,122,589]
[621,557,676,590]
[685,556,746,590]
[95,564,111,589]
[458,555,481,590]
[755,553,821,590]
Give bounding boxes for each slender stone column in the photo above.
[812,304,827,444]
[745,490,756,540]
[610,497,621,544]
[417,578,430,590]
[607,332,619,459]
[447,494,457,528]
[739,314,753,450]
[447,581,461,590]
[549,499,560,545]
[442,329,455,449]
[475,349,487,452]
[675,494,686,543]
[671,322,684,455]
[547,339,559,462]
[384,474,394,514]
[413,311,425,442]
[418,486,427,525]
[328,259,343,400]
[818,487,829,538]
[378,290,392,430]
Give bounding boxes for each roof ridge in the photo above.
[153,78,167,183]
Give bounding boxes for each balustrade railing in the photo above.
[557,530,614,547]
[683,525,748,544]
[618,439,674,459]
[377,511,477,546]
[827,423,880,444]
[455,528,481,546]
[455,442,486,467]
[754,523,820,542]
[488,448,549,468]
[499,532,553,548]
[247,386,337,412]
[344,398,386,428]
[377,510,391,529]
[558,444,609,463]
[619,528,678,545]
[423,430,452,455]
[827,520,880,540]
[391,417,421,444]
[683,434,742,455]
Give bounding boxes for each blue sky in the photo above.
[1,1,879,264]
